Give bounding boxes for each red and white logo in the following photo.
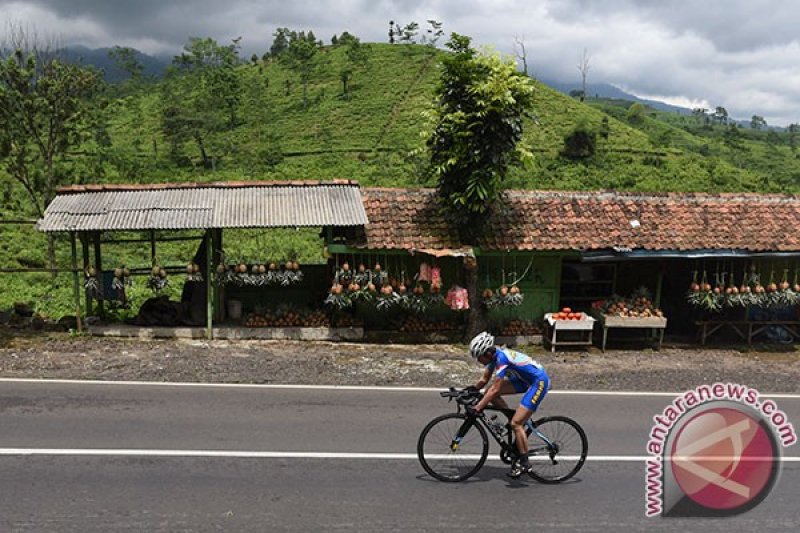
[668,405,779,515]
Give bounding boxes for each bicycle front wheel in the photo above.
[526,415,588,484]
[417,413,489,482]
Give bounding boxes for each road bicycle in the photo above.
[417,387,588,483]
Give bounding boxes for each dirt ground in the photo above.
[1,330,799,393]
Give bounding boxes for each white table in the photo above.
[543,313,596,352]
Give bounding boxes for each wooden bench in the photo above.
[695,320,800,345]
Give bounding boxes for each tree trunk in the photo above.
[463,259,487,342]
[44,183,57,277]
[195,134,211,168]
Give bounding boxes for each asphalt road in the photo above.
[0,380,798,532]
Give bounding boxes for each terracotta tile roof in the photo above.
[356,188,800,252]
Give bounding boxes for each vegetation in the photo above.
[3,32,800,320]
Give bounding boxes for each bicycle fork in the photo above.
[450,418,476,451]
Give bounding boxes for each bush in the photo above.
[561,121,597,159]
[627,102,646,123]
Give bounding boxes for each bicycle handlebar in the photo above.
[440,387,482,406]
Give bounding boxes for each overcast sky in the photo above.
[2,0,800,125]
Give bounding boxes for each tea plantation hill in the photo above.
[2,42,798,318]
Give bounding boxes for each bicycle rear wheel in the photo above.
[526,415,588,484]
[417,413,489,482]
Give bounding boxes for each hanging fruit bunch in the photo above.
[376,282,400,311]
[185,262,203,283]
[482,284,524,309]
[111,265,133,292]
[324,280,352,310]
[354,262,371,286]
[686,270,722,312]
[773,269,798,307]
[215,262,233,286]
[687,264,800,311]
[146,264,169,292]
[84,265,100,299]
[400,283,429,314]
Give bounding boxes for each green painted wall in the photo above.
[478,254,562,323]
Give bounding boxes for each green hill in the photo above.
[2,42,800,318]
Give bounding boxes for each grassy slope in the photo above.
[2,43,798,317]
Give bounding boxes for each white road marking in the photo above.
[0,449,798,461]
[0,378,798,399]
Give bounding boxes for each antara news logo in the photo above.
[645,383,796,517]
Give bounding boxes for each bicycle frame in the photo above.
[454,404,555,460]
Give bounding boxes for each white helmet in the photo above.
[469,332,495,359]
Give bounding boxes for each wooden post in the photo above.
[654,268,664,341]
[93,231,104,318]
[81,233,92,316]
[206,229,214,340]
[70,232,83,332]
[213,228,224,322]
[150,230,157,266]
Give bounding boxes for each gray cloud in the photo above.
[1,0,799,125]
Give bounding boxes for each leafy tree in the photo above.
[713,106,728,126]
[0,44,104,269]
[765,129,781,150]
[788,123,799,152]
[283,35,319,108]
[338,35,369,99]
[424,33,535,337]
[424,20,444,46]
[270,28,292,57]
[626,102,646,123]
[750,114,766,130]
[692,107,709,125]
[108,46,143,80]
[161,37,242,167]
[392,21,419,44]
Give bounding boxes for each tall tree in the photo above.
[270,27,292,57]
[577,48,590,102]
[338,34,369,99]
[750,114,767,130]
[283,35,319,108]
[424,33,535,338]
[108,46,143,80]
[713,106,729,126]
[0,32,104,269]
[514,35,529,76]
[424,20,444,46]
[161,37,242,168]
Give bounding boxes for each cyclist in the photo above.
[466,331,550,479]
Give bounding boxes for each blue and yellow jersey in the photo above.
[486,347,546,386]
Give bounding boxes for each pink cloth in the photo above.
[445,285,469,310]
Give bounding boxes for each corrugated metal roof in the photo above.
[38,183,369,232]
